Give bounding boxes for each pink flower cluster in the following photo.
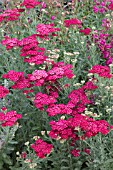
[0,8,21,22]
[47,62,74,80]
[2,70,31,89]
[49,114,111,140]
[67,87,91,115]
[31,139,53,158]
[2,61,74,91]
[1,34,47,65]
[92,32,113,65]
[20,0,40,9]
[93,0,108,13]
[71,149,80,157]
[49,119,74,139]
[0,85,9,98]
[79,28,91,35]
[29,70,48,86]
[64,18,82,27]
[46,104,72,116]
[70,148,90,157]
[89,65,112,78]
[82,81,98,90]
[1,23,61,66]
[36,23,60,39]
[34,92,56,110]
[19,35,47,65]
[1,36,19,50]
[102,18,111,30]
[28,61,74,89]
[108,2,113,10]
[0,110,22,127]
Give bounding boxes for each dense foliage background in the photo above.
[0,0,113,169]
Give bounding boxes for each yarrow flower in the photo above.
[68,87,91,115]
[34,92,56,110]
[68,114,111,137]
[49,113,112,142]
[17,35,47,65]
[83,148,90,155]
[31,139,53,158]
[20,0,41,9]
[89,65,112,78]
[108,2,113,10]
[46,104,72,116]
[0,110,22,127]
[0,8,20,22]
[29,70,48,86]
[79,28,91,35]
[1,36,19,50]
[70,149,80,157]
[93,1,108,14]
[2,70,24,82]
[24,53,47,65]
[0,85,9,98]
[82,81,98,90]
[46,62,74,81]
[21,152,27,159]
[18,34,38,47]
[36,23,60,39]
[92,32,113,65]
[64,18,82,27]
[49,119,73,139]
[2,70,31,89]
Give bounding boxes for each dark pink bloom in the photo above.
[79,28,91,35]
[0,110,22,127]
[29,70,48,86]
[108,3,113,10]
[1,36,19,50]
[34,92,56,110]
[23,89,34,95]
[46,62,74,82]
[49,119,73,139]
[2,70,24,82]
[64,18,82,27]
[24,54,47,65]
[0,8,20,22]
[46,104,72,116]
[83,81,98,90]
[1,107,7,111]
[89,65,112,78]
[17,8,25,12]
[0,85,9,98]
[18,34,38,47]
[93,6,99,13]
[2,70,31,89]
[71,149,80,157]
[20,0,41,9]
[21,152,27,159]
[51,16,55,20]
[68,87,90,108]
[31,139,53,158]
[84,148,90,155]
[11,77,31,89]
[36,23,60,39]
[106,57,112,65]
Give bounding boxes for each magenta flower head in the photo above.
[51,16,55,20]
[41,2,46,9]
[31,139,53,158]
